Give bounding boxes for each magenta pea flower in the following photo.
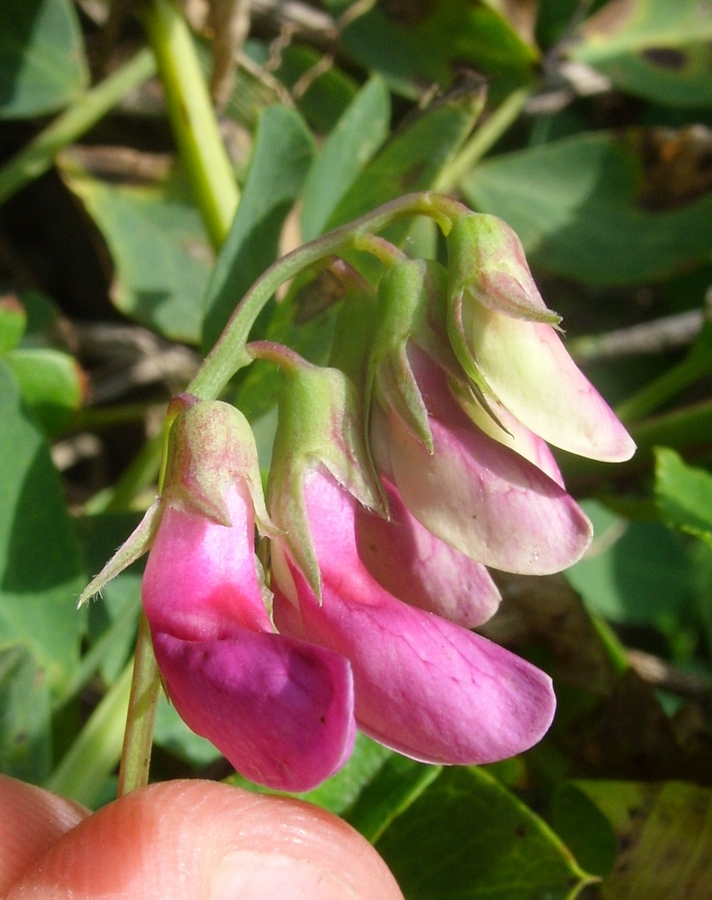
[86,397,355,793]
[266,357,556,766]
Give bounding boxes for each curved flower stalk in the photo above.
[266,358,557,766]
[142,399,355,792]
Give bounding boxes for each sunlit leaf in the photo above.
[0,0,88,119]
[301,77,391,242]
[376,766,595,899]
[6,348,86,437]
[60,155,213,345]
[0,360,85,693]
[201,104,315,351]
[463,130,712,283]
[0,645,52,783]
[655,447,712,547]
[576,780,712,899]
[341,0,537,100]
[571,0,712,106]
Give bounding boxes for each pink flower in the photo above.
[371,344,594,574]
[141,400,355,793]
[271,466,556,765]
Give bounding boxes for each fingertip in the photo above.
[0,774,89,895]
[5,780,403,899]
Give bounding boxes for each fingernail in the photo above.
[211,850,361,899]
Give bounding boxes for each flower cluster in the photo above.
[83,206,634,792]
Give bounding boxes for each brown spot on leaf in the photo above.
[642,46,688,70]
[631,126,712,210]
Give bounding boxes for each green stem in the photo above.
[0,49,156,207]
[45,662,133,806]
[187,192,467,400]
[138,0,239,249]
[117,613,162,796]
[435,86,531,193]
[561,398,712,489]
[615,351,712,423]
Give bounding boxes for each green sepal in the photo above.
[162,399,274,536]
[78,499,163,606]
[368,258,464,452]
[268,361,385,601]
[446,213,562,324]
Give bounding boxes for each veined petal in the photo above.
[466,301,636,462]
[355,478,501,627]
[454,388,565,487]
[142,483,272,640]
[152,629,355,792]
[272,470,556,765]
[388,408,593,574]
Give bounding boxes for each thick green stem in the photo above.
[0,49,156,207]
[45,662,133,806]
[615,351,712,423]
[138,0,239,249]
[187,192,467,400]
[117,613,162,796]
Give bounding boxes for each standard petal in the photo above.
[152,628,355,793]
[355,478,501,627]
[142,483,272,640]
[272,470,556,765]
[466,301,636,462]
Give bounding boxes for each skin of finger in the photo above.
[0,775,89,895]
[3,779,404,899]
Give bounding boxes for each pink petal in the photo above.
[388,408,593,574]
[272,470,556,765]
[142,484,272,641]
[465,302,636,462]
[379,347,593,574]
[152,629,355,792]
[355,478,501,627]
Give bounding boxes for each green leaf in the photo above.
[566,500,695,628]
[301,77,391,242]
[345,754,441,843]
[0,359,85,694]
[326,84,486,231]
[463,130,712,284]
[0,645,52,782]
[201,104,315,351]
[0,296,27,353]
[60,156,213,344]
[297,732,393,817]
[341,0,537,100]
[276,44,359,133]
[576,780,712,899]
[552,783,618,878]
[6,348,85,437]
[375,766,594,899]
[571,0,712,107]
[0,0,88,119]
[655,447,712,547]
[153,692,222,767]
